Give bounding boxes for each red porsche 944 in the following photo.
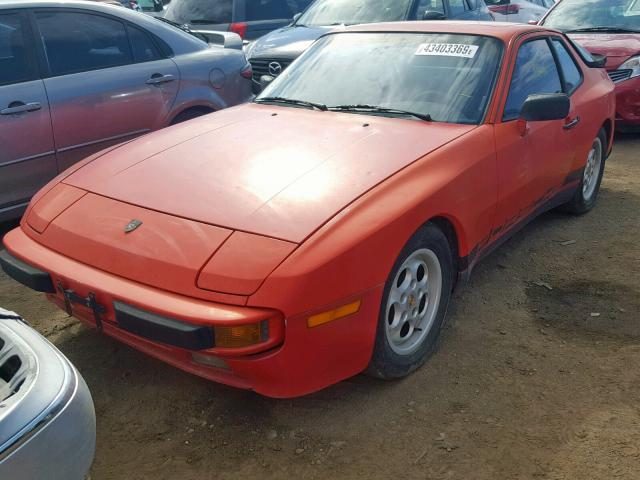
[1,22,615,398]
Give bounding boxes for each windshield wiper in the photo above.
[155,17,209,42]
[328,104,432,122]
[564,27,640,34]
[255,97,328,111]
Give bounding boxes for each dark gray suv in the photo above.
[246,0,494,92]
[164,0,315,41]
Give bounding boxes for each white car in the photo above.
[0,308,96,479]
[486,0,554,23]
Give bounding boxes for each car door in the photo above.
[491,36,574,239]
[0,11,56,220]
[548,36,587,166]
[33,9,179,171]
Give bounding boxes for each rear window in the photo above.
[246,0,312,21]
[164,0,233,25]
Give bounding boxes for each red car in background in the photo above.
[540,0,640,130]
[1,22,615,398]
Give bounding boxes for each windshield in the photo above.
[542,0,640,32]
[257,32,503,124]
[164,0,233,25]
[295,0,413,27]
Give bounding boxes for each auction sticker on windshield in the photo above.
[415,43,479,58]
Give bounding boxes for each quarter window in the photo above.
[551,38,582,94]
[128,25,161,63]
[503,38,562,121]
[35,11,133,77]
[0,14,32,86]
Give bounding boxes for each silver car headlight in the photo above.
[618,55,640,80]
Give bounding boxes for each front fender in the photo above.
[248,125,498,319]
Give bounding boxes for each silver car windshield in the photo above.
[295,0,413,27]
[543,0,640,33]
[257,32,503,125]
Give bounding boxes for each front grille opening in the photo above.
[0,355,22,383]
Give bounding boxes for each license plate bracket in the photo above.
[57,280,106,332]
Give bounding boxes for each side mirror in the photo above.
[586,53,607,68]
[260,75,275,91]
[197,31,243,50]
[521,93,570,122]
[292,12,302,23]
[423,10,447,20]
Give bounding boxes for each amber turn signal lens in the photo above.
[214,322,265,348]
[307,300,362,328]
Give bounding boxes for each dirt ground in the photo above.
[1,134,639,480]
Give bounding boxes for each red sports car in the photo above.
[1,22,615,398]
[540,0,640,130]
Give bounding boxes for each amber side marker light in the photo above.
[307,300,362,328]
[214,321,267,348]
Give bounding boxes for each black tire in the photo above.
[170,108,212,125]
[367,223,454,380]
[560,128,607,215]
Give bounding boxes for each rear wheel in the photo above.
[367,223,453,380]
[561,128,607,215]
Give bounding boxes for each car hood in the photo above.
[247,25,334,59]
[568,33,640,69]
[64,104,475,243]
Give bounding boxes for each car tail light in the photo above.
[488,4,520,14]
[229,22,248,39]
[240,63,253,79]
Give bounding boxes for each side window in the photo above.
[245,0,295,21]
[449,0,467,15]
[551,38,582,94]
[503,38,562,121]
[35,11,133,77]
[127,25,161,63]
[0,14,33,86]
[416,0,445,16]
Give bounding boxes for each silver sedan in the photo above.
[0,0,253,221]
[0,307,96,480]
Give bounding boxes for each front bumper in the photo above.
[2,227,382,398]
[0,309,95,480]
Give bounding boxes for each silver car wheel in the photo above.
[583,136,603,201]
[384,248,442,356]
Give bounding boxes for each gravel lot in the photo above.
[1,134,639,480]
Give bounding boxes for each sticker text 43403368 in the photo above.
[415,43,479,58]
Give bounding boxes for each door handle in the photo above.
[146,74,175,85]
[0,102,42,115]
[563,116,580,130]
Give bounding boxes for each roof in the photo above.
[344,20,549,41]
[0,0,128,12]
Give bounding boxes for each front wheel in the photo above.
[561,128,607,215]
[367,223,454,380]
